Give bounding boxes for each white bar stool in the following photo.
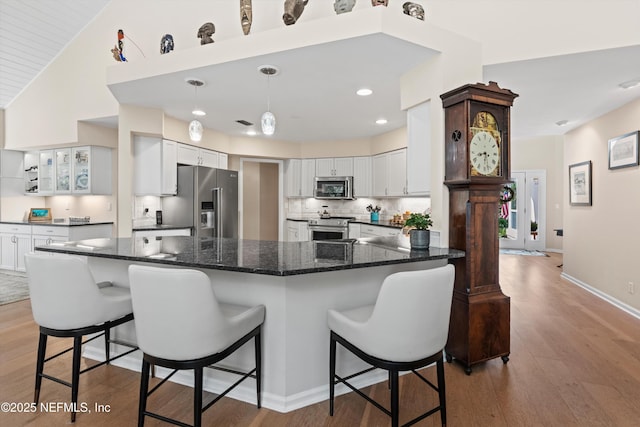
[24,252,137,423]
[128,265,265,427]
[328,264,455,427]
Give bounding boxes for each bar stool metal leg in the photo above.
[71,336,82,423]
[34,333,47,404]
[138,360,150,427]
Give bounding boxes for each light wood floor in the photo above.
[2,252,640,426]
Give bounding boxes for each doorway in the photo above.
[239,158,283,241]
[499,170,546,251]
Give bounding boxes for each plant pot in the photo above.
[409,229,430,249]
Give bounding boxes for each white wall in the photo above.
[563,98,640,311]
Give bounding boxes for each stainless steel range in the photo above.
[308,216,354,240]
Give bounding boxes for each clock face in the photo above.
[470,131,500,176]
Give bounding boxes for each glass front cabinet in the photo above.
[55,148,71,193]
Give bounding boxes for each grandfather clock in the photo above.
[440,81,518,374]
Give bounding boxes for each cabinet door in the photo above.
[24,152,39,194]
[297,222,309,241]
[406,101,431,195]
[315,158,334,176]
[333,157,353,176]
[71,147,91,193]
[1,150,24,178]
[300,159,316,197]
[38,150,55,194]
[353,157,371,198]
[161,140,177,195]
[285,159,301,197]
[14,234,31,272]
[177,144,199,165]
[199,149,219,168]
[387,149,407,196]
[0,234,14,270]
[218,153,228,169]
[372,154,387,197]
[55,148,71,193]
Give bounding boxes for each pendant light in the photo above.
[186,78,205,142]
[258,65,279,136]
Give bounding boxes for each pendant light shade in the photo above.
[189,119,203,142]
[261,111,276,136]
[258,65,279,136]
[185,78,206,142]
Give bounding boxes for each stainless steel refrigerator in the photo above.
[163,166,238,238]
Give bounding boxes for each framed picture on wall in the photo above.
[608,131,639,169]
[569,161,592,206]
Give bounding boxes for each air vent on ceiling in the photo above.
[236,119,253,126]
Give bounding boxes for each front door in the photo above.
[499,170,546,251]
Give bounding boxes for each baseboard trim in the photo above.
[561,273,640,320]
[82,347,390,413]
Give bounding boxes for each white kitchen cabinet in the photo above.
[55,148,71,193]
[1,149,24,178]
[0,224,32,272]
[348,223,360,239]
[72,146,112,194]
[285,159,315,198]
[353,156,371,198]
[218,153,228,169]
[38,150,55,195]
[286,220,309,242]
[406,101,431,195]
[316,157,353,177]
[177,143,223,168]
[31,223,113,249]
[132,228,191,238]
[134,136,177,196]
[371,149,407,197]
[359,224,402,238]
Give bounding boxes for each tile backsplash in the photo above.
[286,197,431,221]
[132,195,162,227]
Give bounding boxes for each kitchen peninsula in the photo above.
[36,236,463,412]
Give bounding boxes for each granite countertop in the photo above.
[0,220,114,227]
[35,236,464,277]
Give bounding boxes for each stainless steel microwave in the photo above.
[314,176,354,200]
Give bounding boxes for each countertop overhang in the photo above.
[35,236,464,277]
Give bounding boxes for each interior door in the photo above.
[499,170,546,251]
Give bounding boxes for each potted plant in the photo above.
[404,212,433,249]
[498,217,508,238]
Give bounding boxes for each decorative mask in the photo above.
[371,0,388,6]
[334,0,356,14]
[283,0,309,26]
[160,34,174,54]
[197,22,215,45]
[402,2,424,20]
[240,0,253,35]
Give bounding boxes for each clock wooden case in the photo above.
[440,81,518,374]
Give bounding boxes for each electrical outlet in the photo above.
[628,281,635,295]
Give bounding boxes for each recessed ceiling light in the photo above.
[555,120,569,127]
[246,129,258,136]
[375,118,388,125]
[192,109,206,116]
[619,79,640,89]
[356,88,373,96]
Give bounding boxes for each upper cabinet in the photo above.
[23,146,112,196]
[176,143,227,169]
[372,149,407,197]
[353,157,371,198]
[0,149,24,179]
[315,157,353,177]
[134,136,177,196]
[285,159,315,198]
[406,101,431,195]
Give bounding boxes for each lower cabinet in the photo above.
[287,221,309,242]
[132,228,192,238]
[0,224,32,272]
[0,223,113,272]
[359,224,402,238]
